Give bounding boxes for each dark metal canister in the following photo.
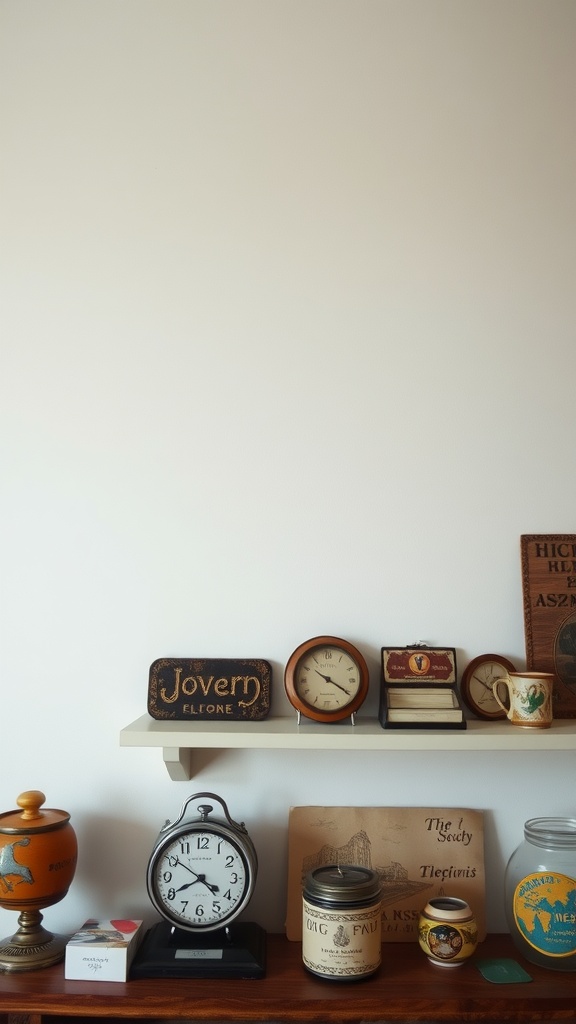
[302,864,381,980]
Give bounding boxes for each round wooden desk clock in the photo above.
[131,792,265,979]
[284,635,370,723]
[460,654,517,720]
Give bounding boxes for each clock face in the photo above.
[296,645,360,710]
[460,654,516,720]
[148,825,252,931]
[284,636,369,722]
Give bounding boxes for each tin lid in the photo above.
[305,864,381,902]
[0,791,71,835]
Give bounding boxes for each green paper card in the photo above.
[476,958,533,984]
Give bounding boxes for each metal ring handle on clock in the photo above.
[159,791,247,836]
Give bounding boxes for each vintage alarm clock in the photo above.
[131,792,265,979]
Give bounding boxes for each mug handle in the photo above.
[492,676,511,715]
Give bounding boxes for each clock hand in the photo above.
[196,873,219,894]
[175,876,220,895]
[472,673,495,693]
[174,860,220,894]
[314,669,350,695]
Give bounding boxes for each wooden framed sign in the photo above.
[148,658,271,721]
[521,534,576,718]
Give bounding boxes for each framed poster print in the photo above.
[521,534,576,717]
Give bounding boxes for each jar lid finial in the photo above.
[17,791,46,821]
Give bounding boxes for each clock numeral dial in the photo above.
[152,829,249,928]
[284,636,370,723]
[295,647,361,710]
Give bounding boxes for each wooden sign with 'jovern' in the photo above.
[521,534,576,717]
[148,658,271,721]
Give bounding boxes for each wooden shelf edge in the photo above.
[0,935,575,1023]
[119,715,576,778]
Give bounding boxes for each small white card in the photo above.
[65,919,143,982]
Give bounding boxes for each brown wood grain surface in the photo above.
[1,934,575,1023]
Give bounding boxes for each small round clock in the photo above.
[284,635,369,723]
[460,654,517,720]
[146,792,258,932]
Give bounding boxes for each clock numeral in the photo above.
[197,836,209,850]
[179,841,190,855]
[324,650,332,659]
[225,854,235,868]
[162,870,172,883]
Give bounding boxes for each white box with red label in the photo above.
[65,919,144,982]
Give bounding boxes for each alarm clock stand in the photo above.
[131,793,266,979]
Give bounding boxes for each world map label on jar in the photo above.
[513,872,576,958]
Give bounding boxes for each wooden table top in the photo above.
[0,933,575,1022]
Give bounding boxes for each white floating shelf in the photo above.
[120,714,576,780]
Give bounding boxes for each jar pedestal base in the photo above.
[0,910,68,972]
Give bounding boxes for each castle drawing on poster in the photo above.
[301,828,431,907]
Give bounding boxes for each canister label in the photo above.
[513,872,576,957]
[302,898,381,979]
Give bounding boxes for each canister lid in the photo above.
[0,791,71,834]
[304,864,381,902]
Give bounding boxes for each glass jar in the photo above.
[505,817,576,971]
[302,864,381,980]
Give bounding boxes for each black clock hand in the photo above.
[472,673,495,693]
[196,873,219,894]
[314,669,350,695]
[175,877,220,895]
[174,860,220,894]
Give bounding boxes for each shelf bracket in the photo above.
[162,746,193,781]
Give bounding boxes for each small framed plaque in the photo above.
[148,658,271,721]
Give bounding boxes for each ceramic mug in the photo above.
[492,672,554,728]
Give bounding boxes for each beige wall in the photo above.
[1,0,575,937]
